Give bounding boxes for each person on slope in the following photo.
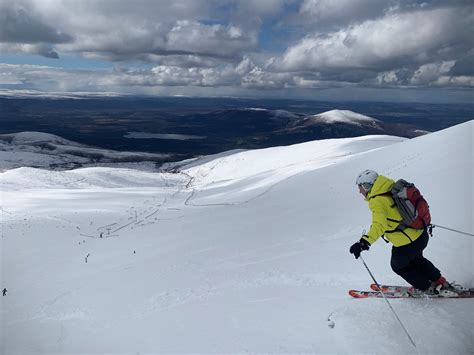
[349,169,451,296]
[2,288,7,296]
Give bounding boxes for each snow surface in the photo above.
[1,121,473,353]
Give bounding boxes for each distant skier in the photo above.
[100,232,103,238]
[2,288,7,296]
[350,170,453,297]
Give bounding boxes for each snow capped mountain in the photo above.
[1,121,472,353]
[296,109,383,133]
[306,109,381,126]
[243,108,378,126]
[0,132,172,172]
[281,109,388,142]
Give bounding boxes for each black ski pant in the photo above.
[390,229,441,290]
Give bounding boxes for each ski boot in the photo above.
[431,276,464,297]
[407,285,440,298]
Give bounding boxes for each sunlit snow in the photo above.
[1,121,472,353]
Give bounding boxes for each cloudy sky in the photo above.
[1,0,473,102]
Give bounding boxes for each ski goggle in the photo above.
[358,183,372,192]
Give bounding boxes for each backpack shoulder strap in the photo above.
[392,179,413,193]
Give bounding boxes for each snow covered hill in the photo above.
[305,109,381,127]
[0,131,171,172]
[283,109,409,140]
[1,121,473,353]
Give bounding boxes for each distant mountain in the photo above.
[281,109,383,138]
[2,132,85,146]
[258,109,427,146]
[303,110,382,127]
[0,109,429,171]
[4,92,468,163]
[0,132,172,172]
[0,89,130,99]
[182,108,423,144]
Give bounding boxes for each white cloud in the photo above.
[0,71,23,85]
[274,6,473,73]
[55,19,257,62]
[144,55,224,69]
[410,61,454,85]
[0,61,246,91]
[242,67,293,89]
[0,43,59,58]
[166,21,257,58]
[236,57,255,75]
[409,61,474,87]
[375,61,474,88]
[376,71,402,86]
[150,65,207,86]
[1,1,472,98]
[1,0,260,61]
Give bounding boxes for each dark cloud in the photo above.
[0,1,72,44]
[449,53,474,76]
[35,45,59,59]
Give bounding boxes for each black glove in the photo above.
[349,238,370,259]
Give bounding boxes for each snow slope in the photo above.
[181,135,403,186]
[1,121,473,354]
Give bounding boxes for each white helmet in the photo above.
[356,169,378,191]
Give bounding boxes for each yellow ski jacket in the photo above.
[361,175,424,247]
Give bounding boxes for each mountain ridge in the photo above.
[0,109,419,172]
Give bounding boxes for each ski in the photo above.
[349,289,410,298]
[370,283,411,293]
[370,283,474,296]
[349,288,474,299]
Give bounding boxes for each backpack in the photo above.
[390,179,431,230]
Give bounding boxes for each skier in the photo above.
[350,170,452,296]
[2,288,7,296]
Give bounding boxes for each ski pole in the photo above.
[431,224,474,237]
[359,255,417,349]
